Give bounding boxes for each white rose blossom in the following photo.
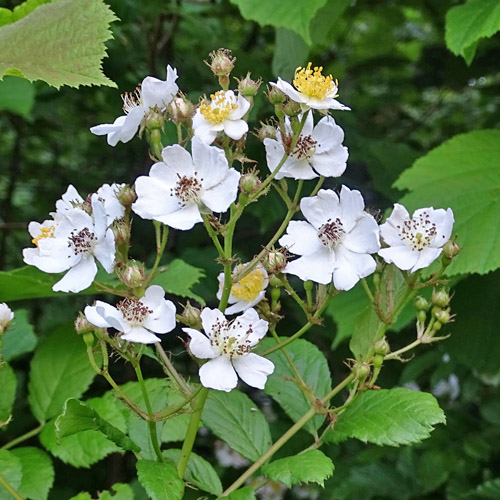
[0,303,14,333]
[192,90,250,144]
[132,136,240,230]
[271,62,350,111]
[216,263,269,315]
[90,65,179,146]
[279,186,380,291]
[23,195,115,293]
[264,112,348,180]
[378,204,454,272]
[84,285,176,344]
[183,308,274,392]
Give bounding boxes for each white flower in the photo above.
[23,195,115,293]
[90,65,179,146]
[0,303,14,333]
[84,285,176,344]
[192,90,250,144]
[378,204,454,273]
[279,187,380,291]
[264,113,348,180]
[217,263,269,314]
[132,136,240,230]
[183,308,274,392]
[270,63,350,111]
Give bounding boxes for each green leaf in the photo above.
[0,362,16,428]
[160,385,193,443]
[0,76,35,117]
[68,494,92,500]
[151,259,206,304]
[310,0,352,45]
[272,28,309,81]
[349,305,383,361]
[163,448,223,496]
[0,450,22,500]
[229,0,329,45]
[10,447,54,500]
[40,418,119,467]
[261,449,334,487]
[326,388,445,446]
[224,487,256,500]
[56,399,140,453]
[69,484,134,500]
[1,308,38,362]
[0,0,54,27]
[474,478,500,498]
[202,390,272,462]
[259,338,332,434]
[445,0,500,63]
[136,460,184,500]
[394,130,500,276]
[0,0,117,88]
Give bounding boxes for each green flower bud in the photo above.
[435,308,451,324]
[74,313,93,336]
[256,122,277,142]
[264,250,287,274]
[239,172,261,194]
[145,108,164,131]
[268,274,284,288]
[266,85,286,105]
[417,310,427,323]
[353,362,371,380]
[237,72,262,98]
[373,353,384,369]
[282,99,301,118]
[83,332,95,348]
[205,48,236,77]
[415,296,429,311]
[167,95,195,124]
[118,260,147,289]
[116,184,137,209]
[442,240,461,260]
[181,301,202,330]
[432,289,450,308]
[373,337,390,356]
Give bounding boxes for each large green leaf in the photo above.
[1,308,38,362]
[326,388,445,446]
[28,323,98,422]
[10,447,54,500]
[349,305,382,361]
[136,460,184,500]
[394,130,500,276]
[0,76,35,117]
[0,362,16,427]
[0,0,53,27]
[259,338,332,435]
[229,0,329,45]
[225,487,256,500]
[0,450,22,500]
[163,449,223,496]
[202,390,272,462]
[445,0,500,64]
[272,29,308,81]
[0,0,117,88]
[261,449,334,488]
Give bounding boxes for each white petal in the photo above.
[313,116,344,150]
[229,93,251,120]
[141,73,178,110]
[202,169,240,213]
[230,308,268,346]
[284,248,335,285]
[223,119,248,141]
[429,207,454,248]
[339,186,366,232]
[143,299,176,334]
[343,214,380,254]
[52,256,97,293]
[199,357,238,392]
[380,204,410,246]
[282,158,317,180]
[200,308,227,337]
[97,304,126,332]
[96,183,125,224]
[84,301,115,328]
[192,137,229,189]
[121,326,161,344]
[312,149,347,177]
[378,245,418,270]
[279,221,323,256]
[233,353,274,389]
[93,229,115,273]
[271,78,304,104]
[132,173,180,220]
[333,246,376,291]
[90,107,145,146]
[300,190,340,229]
[264,138,286,174]
[161,144,195,175]
[154,203,202,230]
[411,247,443,272]
[183,328,218,359]
[224,290,266,315]
[56,185,83,213]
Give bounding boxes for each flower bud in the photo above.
[205,48,236,77]
[237,72,262,98]
[0,303,14,334]
[116,184,137,209]
[432,289,450,308]
[182,302,202,330]
[167,96,195,124]
[353,362,370,380]
[373,353,384,369]
[268,274,283,288]
[256,121,277,142]
[82,332,95,348]
[435,308,451,324]
[373,337,390,356]
[145,108,165,131]
[264,250,287,274]
[119,260,147,289]
[415,296,429,311]
[282,99,301,118]
[74,313,94,336]
[442,240,461,260]
[266,85,286,105]
[112,219,131,244]
[239,172,261,194]
[417,310,427,323]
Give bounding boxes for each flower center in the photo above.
[172,173,203,206]
[68,227,97,255]
[117,297,152,326]
[397,212,437,251]
[32,225,56,247]
[209,317,255,360]
[199,90,237,124]
[318,218,345,248]
[231,266,266,302]
[293,63,338,100]
[121,85,142,114]
[291,135,317,160]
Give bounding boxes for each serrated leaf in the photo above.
[152,258,206,304]
[56,398,140,453]
[1,308,38,362]
[0,76,35,117]
[0,0,117,89]
[224,487,256,500]
[0,450,22,500]
[349,306,383,361]
[163,448,223,496]
[259,338,332,435]
[326,388,445,446]
[272,28,309,81]
[10,447,54,500]
[394,130,500,276]
[28,323,98,422]
[202,390,272,462]
[0,0,53,27]
[136,460,184,500]
[160,385,194,443]
[229,0,328,45]
[40,418,119,467]
[262,449,334,488]
[445,0,500,62]
[69,484,134,500]
[0,362,16,427]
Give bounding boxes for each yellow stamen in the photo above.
[231,265,266,302]
[32,225,55,247]
[293,62,339,100]
[199,90,237,124]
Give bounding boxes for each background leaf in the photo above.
[225,487,256,500]
[0,362,16,427]
[0,76,35,117]
[0,450,22,500]
[1,308,38,362]
[136,460,184,500]
[272,28,309,81]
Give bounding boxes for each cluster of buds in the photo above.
[415,289,453,343]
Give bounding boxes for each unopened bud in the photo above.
[264,251,287,274]
[435,308,451,324]
[112,219,131,244]
[167,96,195,124]
[116,185,137,209]
[432,289,450,308]
[415,296,429,311]
[442,240,461,261]
[417,310,427,323]
[237,72,262,97]
[266,85,286,105]
[282,99,301,117]
[145,108,164,131]
[373,353,384,369]
[83,332,95,348]
[256,122,277,142]
[373,337,390,356]
[353,362,370,380]
[0,303,14,334]
[268,274,283,288]
[205,48,235,77]
[432,321,442,331]
[239,172,261,194]
[182,302,202,329]
[75,313,94,335]
[119,261,147,289]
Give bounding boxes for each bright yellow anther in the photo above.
[231,265,266,302]
[293,62,338,100]
[199,90,237,124]
[32,225,55,247]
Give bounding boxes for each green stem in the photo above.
[177,386,209,478]
[1,424,44,450]
[147,223,169,286]
[156,385,202,420]
[361,278,374,303]
[385,339,422,360]
[0,473,24,500]
[270,328,307,389]
[280,277,311,319]
[155,342,191,396]
[202,215,225,258]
